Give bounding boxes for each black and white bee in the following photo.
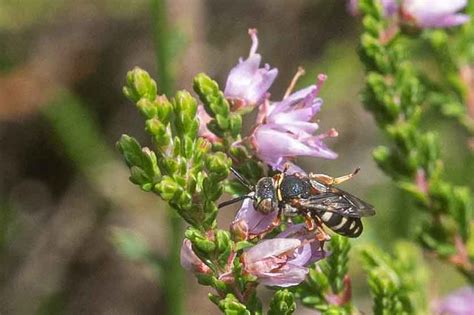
[219,166,375,238]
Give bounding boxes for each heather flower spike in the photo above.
[224,28,278,111]
[118,10,474,312]
[251,72,337,170]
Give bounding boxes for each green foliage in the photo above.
[421,11,474,135]
[213,294,251,315]
[193,73,242,139]
[119,67,231,230]
[360,242,428,315]
[268,290,296,315]
[359,0,474,282]
[118,67,267,313]
[296,235,353,315]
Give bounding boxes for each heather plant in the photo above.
[116,1,474,314]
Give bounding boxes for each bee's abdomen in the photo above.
[318,211,363,238]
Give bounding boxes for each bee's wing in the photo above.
[299,187,375,218]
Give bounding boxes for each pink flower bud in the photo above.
[180,239,211,274]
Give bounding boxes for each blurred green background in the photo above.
[0,0,471,314]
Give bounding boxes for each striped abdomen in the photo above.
[318,211,363,238]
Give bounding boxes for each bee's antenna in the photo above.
[218,194,253,209]
[230,167,254,191]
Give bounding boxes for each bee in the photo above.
[219,166,375,238]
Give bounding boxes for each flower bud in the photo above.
[180,239,212,274]
[124,67,157,102]
[193,73,231,124]
[136,98,157,119]
[155,95,173,123]
[205,152,231,180]
[155,176,181,201]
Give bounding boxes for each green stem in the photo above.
[150,1,185,314]
[165,210,185,315]
[151,0,173,95]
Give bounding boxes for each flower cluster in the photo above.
[188,29,337,288]
[349,0,469,29]
[197,29,338,171]
[250,74,337,170]
[181,223,326,288]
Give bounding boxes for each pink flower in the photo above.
[241,224,326,287]
[434,287,474,315]
[401,0,469,28]
[250,75,338,170]
[180,239,211,274]
[224,29,278,110]
[231,198,279,238]
[197,105,220,143]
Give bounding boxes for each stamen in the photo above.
[284,67,306,99]
[248,28,259,57]
[314,73,328,96]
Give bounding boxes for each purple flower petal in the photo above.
[258,264,309,287]
[252,125,338,169]
[243,238,301,264]
[241,224,326,287]
[233,198,278,235]
[402,0,469,28]
[180,239,211,274]
[269,85,317,116]
[419,13,470,28]
[197,105,219,142]
[435,286,474,315]
[307,241,329,265]
[382,0,399,16]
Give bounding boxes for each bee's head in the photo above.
[254,177,278,214]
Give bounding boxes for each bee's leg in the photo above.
[314,217,331,241]
[282,204,299,217]
[304,212,316,231]
[309,167,360,186]
[305,213,331,241]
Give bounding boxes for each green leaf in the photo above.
[268,289,296,315]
